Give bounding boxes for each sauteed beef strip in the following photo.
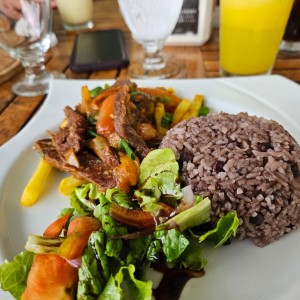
[114,86,151,158]
[34,139,116,190]
[112,78,137,89]
[50,106,88,154]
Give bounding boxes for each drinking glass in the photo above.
[219,0,293,77]
[0,0,52,96]
[117,0,183,79]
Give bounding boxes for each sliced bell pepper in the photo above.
[20,159,53,206]
[96,94,116,135]
[181,94,204,121]
[154,102,168,136]
[114,154,139,194]
[58,176,88,196]
[172,99,191,126]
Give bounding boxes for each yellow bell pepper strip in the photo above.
[114,153,140,194]
[181,94,204,121]
[20,159,53,206]
[80,85,92,115]
[171,99,191,126]
[58,176,88,196]
[154,102,168,136]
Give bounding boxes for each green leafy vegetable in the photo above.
[77,231,109,299]
[94,192,128,259]
[0,251,34,300]
[70,183,100,215]
[156,197,211,232]
[179,238,207,271]
[138,148,178,185]
[99,265,152,300]
[154,229,189,263]
[199,211,239,247]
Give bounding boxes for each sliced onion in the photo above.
[177,185,194,213]
[66,257,82,268]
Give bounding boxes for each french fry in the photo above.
[59,176,88,196]
[181,94,204,121]
[172,99,191,126]
[20,159,53,206]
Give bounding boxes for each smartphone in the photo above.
[70,29,129,73]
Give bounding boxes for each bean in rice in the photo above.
[160,112,300,247]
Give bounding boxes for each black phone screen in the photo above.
[70,29,129,73]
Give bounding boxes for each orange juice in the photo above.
[220,0,293,76]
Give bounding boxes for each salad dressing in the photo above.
[153,263,205,300]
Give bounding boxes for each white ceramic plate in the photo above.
[1,75,300,300]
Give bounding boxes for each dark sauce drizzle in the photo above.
[152,263,205,300]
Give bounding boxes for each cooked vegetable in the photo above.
[181,94,204,120]
[59,176,88,196]
[96,94,116,134]
[119,138,136,160]
[154,102,168,135]
[199,211,239,248]
[113,154,140,194]
[20,159,53,206]
[172,98,191,126]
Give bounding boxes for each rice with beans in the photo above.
[160,112,300,247]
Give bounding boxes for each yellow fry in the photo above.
[59,176,88,196]
[172,99,191,126]
[181,94,204,121]
[20,159,53,206]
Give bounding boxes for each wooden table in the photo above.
[1,0,300,146]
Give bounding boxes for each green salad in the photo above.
[0,148,239,300]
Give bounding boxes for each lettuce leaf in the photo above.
[199,211,239,248]
[179,238,207,271]
[0,251,34,300]
[99,265,152,300]
[70,183,101,215]
[138,148,178,185]
[146,229,189,263]
[94,193,128,259]
[134,149,182,212]
[156,197,211,232]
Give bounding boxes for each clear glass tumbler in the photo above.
[0,0,52,96]
[118,0,183,79]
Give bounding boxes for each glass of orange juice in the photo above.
[219,0,293,76]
